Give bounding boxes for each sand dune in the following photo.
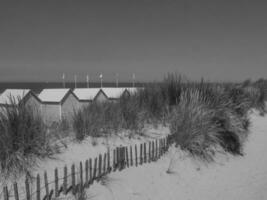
[80,111,267,200]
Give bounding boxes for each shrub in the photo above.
[0,98,55,177]
[73,103,106,140]
[169,81,252,161]
[169,89,221,162]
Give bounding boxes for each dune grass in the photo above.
[72,75,266,162]
[0,98,57,178]
[1,73,265,178]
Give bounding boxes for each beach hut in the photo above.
[73,88,108,107]
[38,88,80,122]
[0,89,41,111]
[101,87,129,102]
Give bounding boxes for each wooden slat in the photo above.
[3,186,9,200]
[113,149,116,171]
[13,183,19,200]
[98,154,102,177]
[25,177,30,200]
[126,147,129,167]
[117,147,120,170]
[155,140,158,160]
[89,158,92,184]
[71,164,76,194]
[152,141,155,161]
[93,157,97,182]
[144,143,147,163]
[85,160,89,186]
[44,171,49,199]
[130,146,133,166]
[55,168,59,197]
[140,143,143,165]
[149,141,151,163]
[103,153,107,174]
[80,162,83,187]
[135,144,138,167]
[107,150,111,172]
[36,174,40,200]
[63,166,68,195]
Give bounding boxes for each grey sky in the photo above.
[0,0,267,82]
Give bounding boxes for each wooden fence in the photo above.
[2,136,170,200]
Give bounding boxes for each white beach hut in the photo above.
[38,88,80,122]
[0,89,41,110]
[73,88,108,107]
[101,87,129,102]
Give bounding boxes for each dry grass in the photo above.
[0,98,58,178]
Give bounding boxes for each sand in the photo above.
[2,110,267,200]
[72,110,267,200]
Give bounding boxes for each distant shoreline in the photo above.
[0,82,145,93]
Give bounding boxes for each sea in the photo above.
[0,82,144,94]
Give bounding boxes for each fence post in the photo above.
[85,160,89,187]
[89,158,92,184]
[121,147,125,170]
[44,171,49,199]
[126,147,129,167]
[120,147,123,170]
[130,146,133,166]
[148,141,151,163]
[165,137,167,152]
[140,143,143,165]
[162,138,164,153]
[161,139,163,156]
[152,141,155,161]
[13,182,19,200]
[93,157,97,182]
[80,162,83,187]
[144,143,147,163]
[161,138,163,153]
[103,153,107,174]
[25,177,30,200]
[113,149,116,171]
[36,174,40,200]
[155,139,159,160]
[107,150,111,172]
[3,186,9,200]
[117,147,120,170]
[135,144,138,167]
[71,164,76,195]
[63,166,68,195]
[55,168,59,197]
[98,154,102,178]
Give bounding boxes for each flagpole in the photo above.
[100,73,103,88]
[116,73,119,87]
[74,75,77,88]
[132,73,135,88]
[86,75,89,88]
[62,73,65,88]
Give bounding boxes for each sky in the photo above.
[0,0,267,82]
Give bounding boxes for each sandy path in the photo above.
[84,111,267,200]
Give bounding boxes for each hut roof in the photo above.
[73,88,102,101]
[38,88,71,103]
[101,87,127,99]
[0,89,31,105]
